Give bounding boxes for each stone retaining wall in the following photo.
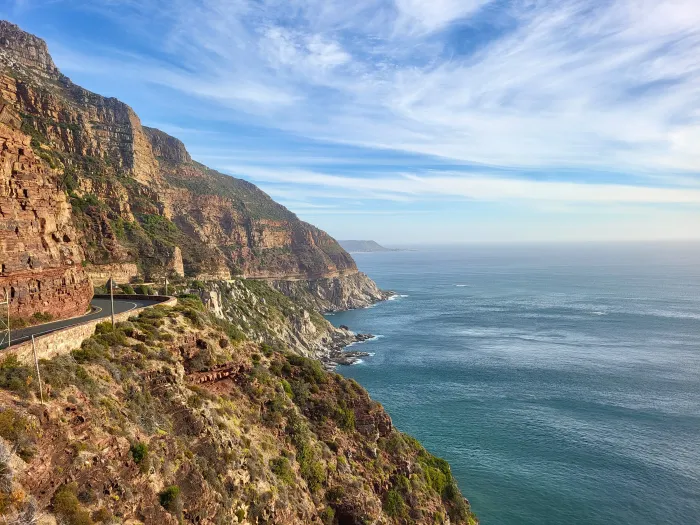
[85,263,140,286]
[6,295,177,364]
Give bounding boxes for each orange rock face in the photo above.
[0,116,92,320]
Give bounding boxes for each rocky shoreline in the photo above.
[322,326,378,370]
[319,290,402,369]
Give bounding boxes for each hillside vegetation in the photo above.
[0,291,477,524]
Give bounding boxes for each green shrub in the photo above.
[290,380,311,406]
[7,317,27,329]
[159,485,182,516]
[320,506,335,525]
[117,321,137,338]
[0,409,35,460]
[41,356,99,397]
[140,214,179,240]
[334,403,355,431]
[70,193,100,213]
[263,394,287,427]
[92,507,113,523]
[134,284,153,295]
[31,311,53,323]
[280,379,293,399]
[270,456,295,485]
[287,415,325,492]
[52,483,94,525]
[119,284,135,294]
[96,330,128,348]
[130,442,148,464]
[260,343,274,357]
[94,322,113,335]
[176,296,204,311]
[383,488,408,519]
[0,355,34,397]
[182,308,205,328]
[325,485,345,503]
[0,441,13,493]
[72,339,108,363]
[417,453,455,499]
[286,354,326,384]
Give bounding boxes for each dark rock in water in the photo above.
[339,325,350,331]
[322,332,377,368]
[331,351,370,366]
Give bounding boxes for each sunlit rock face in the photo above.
[0,113,92,320]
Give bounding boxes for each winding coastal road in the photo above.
[4,297,166,348]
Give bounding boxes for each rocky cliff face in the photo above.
[0,104,92,321]
[0,20,381,315]
[270,272,388,312]
[197,279,353,358]
[0,20,58,77]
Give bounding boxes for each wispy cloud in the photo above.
[227,165,700,204]
[9,0,700,241]
[393,0,494,35]
[42,0,700,172]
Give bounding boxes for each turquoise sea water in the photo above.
[327,243,700,525]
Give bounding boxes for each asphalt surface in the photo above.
[4,297,165,348]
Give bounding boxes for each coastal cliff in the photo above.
[270,272,388,312]
[196,279,359,362]
[0,20,381,320]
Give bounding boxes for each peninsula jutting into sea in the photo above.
[339,240,402,253]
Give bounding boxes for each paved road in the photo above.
[4,297,165,348]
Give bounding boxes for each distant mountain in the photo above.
[339,240,399,252]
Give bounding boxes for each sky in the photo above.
[3,0,700,244]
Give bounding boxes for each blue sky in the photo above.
[3,0,700,244]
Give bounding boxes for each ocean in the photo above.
[327,242,700,525]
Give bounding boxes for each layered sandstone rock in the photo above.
[0,20,58,77]
[144,126,191,164]
[0,113,92,320]
[85,262,139,286]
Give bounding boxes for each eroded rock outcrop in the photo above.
[270,272,389,312]
[0,20,58,76]
[197,279,357,359]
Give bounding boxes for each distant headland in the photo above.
[339,240,403,253]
